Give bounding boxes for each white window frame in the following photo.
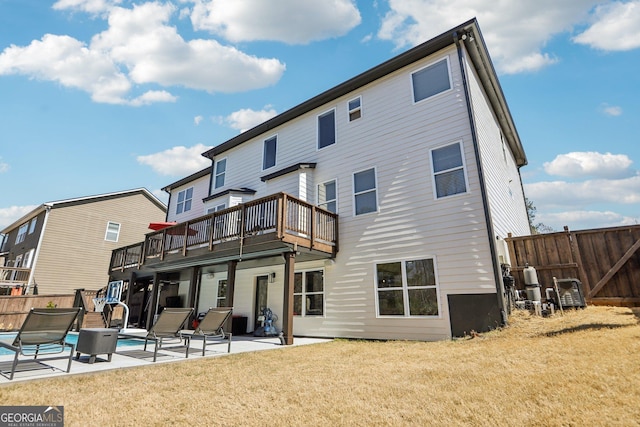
[430,141,469,199]
[348,96,362,121]
[293,269,325,317]
[176,187,194,215]
[214,158,227,189]
[15,223,28,244]
[206,204,226,214]
[411,57,452,104]
[105,221,121,242]
[216,279,227,307]
[375,257,441,318]
[28,218,37,234]
[263,135,277,170]
[317,179,337,213]
[352,167,378,216]
[317,108,336,150]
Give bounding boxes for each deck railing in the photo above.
[110,193,338,272]
[0,267,30,285]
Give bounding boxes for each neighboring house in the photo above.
[0,189,166,295]
[109,19,530,342]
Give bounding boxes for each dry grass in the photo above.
[1,306,639,426]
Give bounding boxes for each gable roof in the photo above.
[202,18,526,167]
[1,188,166,234]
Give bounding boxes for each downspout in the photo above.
[26,205,51,294]
[453,32,507,325]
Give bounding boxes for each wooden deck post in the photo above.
[282,251,295,345]
[145,272,160,330]
[225,260,237,333]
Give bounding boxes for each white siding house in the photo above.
[110,19,530,341]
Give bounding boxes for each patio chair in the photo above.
[118,307,193,362]
[0,307,82,380]
[180,307,233,357]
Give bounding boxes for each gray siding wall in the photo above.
[198,46,515,340]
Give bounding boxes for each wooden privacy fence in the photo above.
[0,294,75,331]
[505,225,640,306]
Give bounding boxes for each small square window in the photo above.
[105,222,121,242]
[176,187,193,214]
[348,97,361,121]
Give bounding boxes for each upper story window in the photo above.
[348,97,362,121]
[105,221,121,242]
[176,187,193,214]
[28,218,37,234]
[214,158,227,189]
[411,58,451,103]
[293,270,324,316]
[263,135,277,170]
[318,109,336,149]
[431,142,468,198]
[376,258,439,317]
[353,168,377,216]
[15,223,28,244]
[318,180,337,213]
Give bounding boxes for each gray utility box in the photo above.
[75,328,119,364]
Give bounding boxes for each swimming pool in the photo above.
[0,332,145,356]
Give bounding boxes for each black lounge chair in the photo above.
[180,307,233,356]
[0,307,82,380]
[118,307,193,362]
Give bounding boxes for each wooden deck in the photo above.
[110,193,338,273]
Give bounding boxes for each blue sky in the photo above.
[1,0,639,232]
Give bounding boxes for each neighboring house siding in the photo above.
[463,49,530,240]
[33,193,165,294]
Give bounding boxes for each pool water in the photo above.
[0,332,145,356]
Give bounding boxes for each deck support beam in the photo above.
[282,251,296,345]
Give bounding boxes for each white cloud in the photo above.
[0,158,8,173]
[0,205,38,230]
[136,143,212,176]
[573,1,640,51]
[600,103,623,116]
[189,0,361,44]
[0,2,285,105]
[543,152,634,179]
[536,210,638,231]
[225,107,278,132]
[377,0,636,74]
[53,0,119,14]
[194,115,203,125]
[524,175,640,208]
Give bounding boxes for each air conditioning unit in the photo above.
[555,278,586,309]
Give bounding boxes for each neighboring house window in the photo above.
[28,218,37,234]
[216,279,227,307]
[15,223,28,244]
[214,158,226,189]
[353,168,377,215]
[348,97,362,121]
[293,270,324,316]
[412,58,451,103]
[431,142,467,198]
[22,249,35,268]
[376,258,439,317]
[105,222,120,242]
[318,109,336,149]
[263,135,277,170]
[176,187,193,214]
[318,180,337,213]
